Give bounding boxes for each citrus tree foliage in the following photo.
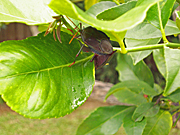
[0,0,180,134]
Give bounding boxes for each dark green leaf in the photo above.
[97,1,137,20]
[116,53,154,87]
[0,32,94,118]
[85,1,117,18]
[123,112,147,135]
[142,110,172,135]
[132,102,160,122]
[76,106,134,135]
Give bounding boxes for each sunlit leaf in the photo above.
[0,0,55,25]
[0,32,95,118]
[49,0,161,32]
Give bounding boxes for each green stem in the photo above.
[113,42,180,53]
[157,2,169,43]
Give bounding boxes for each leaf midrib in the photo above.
[1,54,93,79]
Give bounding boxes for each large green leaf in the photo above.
[49,0,161,32]
[76,106,134,135]
[116,53,154,87]
[0,0,55,25]
[123,113,147,135]
[0,32,95,118]
[163,47,180,96]
[142,110,172,135]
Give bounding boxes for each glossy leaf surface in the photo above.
[0,32,95,118]
[76,105,134,135]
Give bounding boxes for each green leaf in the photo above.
[105,82,147,105]
[0,0,55,25]
[97,1,137,20]
[123,112,147,135]
[105,80,159,101]
[146,0,176,29]
[49,0,161,32]
[85,1,117,18]
[132,102,160,122]
[116,53,154,87]
[0,32,95,118]
[164,47,180,96]
[125,19,180,64]
[125,20,180,39]
[76,106,134,135]
[142,110,172,135]
[153,49,166,78]
[166,88,180,102]
[125,38,161,64]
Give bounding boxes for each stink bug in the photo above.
[45,15,116,69]
[69,25,116,69]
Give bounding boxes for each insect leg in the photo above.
[69,41,85,67]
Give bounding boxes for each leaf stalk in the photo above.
[113,43,180,53]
